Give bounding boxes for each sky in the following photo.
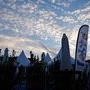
[0,0,90,59]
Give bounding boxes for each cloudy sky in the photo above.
[0,0,90,59]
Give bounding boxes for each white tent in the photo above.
[3,48,9,62]
[55,48,73,71]
[70,57,75,65]
[55,47,88,71]
[55,49,62,61]
[17,50,30,67]
[44,53,53,65]
[60,57,73,71]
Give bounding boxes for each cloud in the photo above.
[49,0,71,8]
[71,6,90,23]
[55,6,90,25]
[0,35,56,57]
[2,0,16,7]
[57,2,70,8]
[57,15,77,24]
[85,1,90,6]
[0,0,90,58]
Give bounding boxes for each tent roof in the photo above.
[44,53,52,65]
[17,50,30,67]
[55,49,62,60]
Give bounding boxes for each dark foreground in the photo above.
[0,60,90,90]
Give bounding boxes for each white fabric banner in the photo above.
[75,25,89,71]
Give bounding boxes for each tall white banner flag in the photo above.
[75,25,89,71]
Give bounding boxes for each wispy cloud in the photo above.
[0,0,89,58]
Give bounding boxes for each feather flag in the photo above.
[75,25,89,71]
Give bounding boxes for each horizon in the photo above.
[0,0,90,59]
